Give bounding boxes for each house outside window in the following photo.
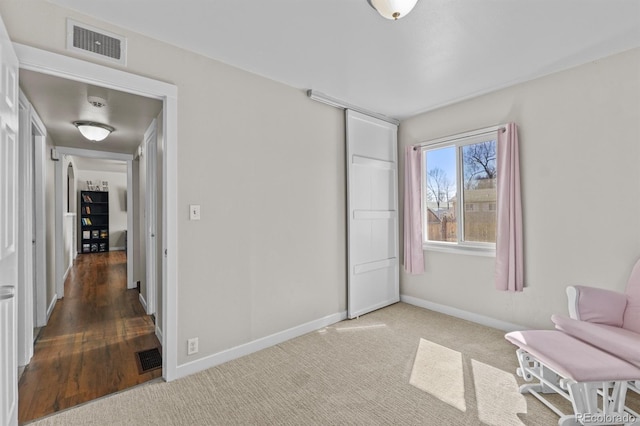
[421,134,497,254]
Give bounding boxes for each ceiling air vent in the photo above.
[66,19,127,66]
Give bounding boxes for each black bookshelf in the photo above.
[80,190,109,253]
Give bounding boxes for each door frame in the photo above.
[15,43,179,381]
[17,92,33,366]
[53,148,133,299]
[345,109,400,319]
[143,120,158,316]
[17,91,49,365]
[17,94,48,341]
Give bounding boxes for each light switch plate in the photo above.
[189,204,201,220]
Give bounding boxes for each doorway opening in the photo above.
[15,41,177,422]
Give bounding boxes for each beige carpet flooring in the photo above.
[28,303,639,425]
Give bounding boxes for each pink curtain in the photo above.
[404,146,425,274]
[496,123,523,291]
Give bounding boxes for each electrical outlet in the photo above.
[187,337,199,355]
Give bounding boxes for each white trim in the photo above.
[423,243,496,258]
[163,86,178,381]
[143,120,157,316]
[46,295,57,322]
[14,43,173,99]
[138,292,147,311]
[17,91,34,366]
[155,325,163,344]
[62,262,71,282]
[175,311,347,380]
[15,42,179,382]
[31,110,47,326]
[55,158,64,299]
[55,146,133,161]
[126,160,134,289]
[111,246,126,251]
[400,295,525,332]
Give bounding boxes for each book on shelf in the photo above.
[82,194,93,203]
[84,205,91,214]
[91,243,98,252]
[99,243,107,251]
[82,230,90,240]
[83,243,90,253]
[91,230,99,239]
[100,229,108,239]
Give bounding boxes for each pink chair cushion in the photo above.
[624,259,640,333]
[574,285,628,327]
[552,314,640,368]
[505,329,640,381]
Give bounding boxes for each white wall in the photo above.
[77,169,128,250]
[399,48,640,329]
[1,1,346,367]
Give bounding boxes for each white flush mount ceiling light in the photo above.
[73,121,114,142]
[368,0,418,20]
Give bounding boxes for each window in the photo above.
[421,134,497,252]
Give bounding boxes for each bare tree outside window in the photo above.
[426,167,453,210]
[463,141,496,189]
[462,140,497,242]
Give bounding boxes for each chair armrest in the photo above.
[566,285,628,327]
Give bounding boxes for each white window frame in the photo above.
[420,133,498,257]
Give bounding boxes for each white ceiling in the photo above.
[19,69,162,155]
[49,0,640,120]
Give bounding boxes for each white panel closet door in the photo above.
[346,110,399,319]
[0,9,20,426]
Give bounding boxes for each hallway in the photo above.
[18,251,162,423]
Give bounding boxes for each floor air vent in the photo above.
[67,19,127,66]
[135,347,162,374]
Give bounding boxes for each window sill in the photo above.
[423,243,495,258]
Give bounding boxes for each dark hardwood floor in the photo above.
[18,251,162,423]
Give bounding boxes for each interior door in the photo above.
[346,109,399,319]
[0,11,20,426]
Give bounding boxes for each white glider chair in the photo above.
[552,258,640,390]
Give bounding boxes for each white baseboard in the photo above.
[156,325,163,343]
[400,295,525,332]
[138,293,147,311]
[111,246,125,251]
[175,310,347,380]
[63,261,72,282]
[46,295,57,322]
